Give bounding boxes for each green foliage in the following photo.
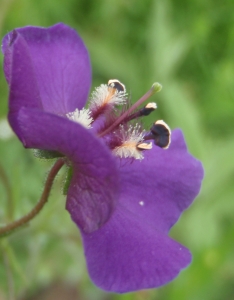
[0,0,234,299]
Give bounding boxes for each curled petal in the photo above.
[3,23,91,115]
[15,107,119,233]
[82,205,191,293]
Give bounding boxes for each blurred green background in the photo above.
[0,0,234,299]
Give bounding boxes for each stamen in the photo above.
[124,102,157,122]
[150,120,171,149]
[108,79,126,93]
[145,102,157,111]
[112,124,147,160]
[99,82,162,138]
[89,82,127,112]
[66,108,93,128]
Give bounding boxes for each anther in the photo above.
[137,142,153,150]
[108,79,126,93]
[150,120,171,149]
[124,102,157,122]
[139,102,157,116]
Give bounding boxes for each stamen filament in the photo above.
[123,102,157,123]
[143,133,155,141]
[99,82,162,137]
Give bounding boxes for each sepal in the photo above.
[33,149,64,159]
[63,166,73,195]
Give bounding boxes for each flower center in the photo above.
[66,79,171,160]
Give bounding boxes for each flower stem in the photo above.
[0,158,65,237]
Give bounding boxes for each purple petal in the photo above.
[6,33,43,117]
[82,205,191,293]
[117,129,204,234]
[3,23,91,115]
[16,107,119,233]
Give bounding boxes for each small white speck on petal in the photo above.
[139,201,144,206]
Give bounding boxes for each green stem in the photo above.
[0,158,65,237]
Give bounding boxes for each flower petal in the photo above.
[117,129,203,234]
[16,107,119,233]
[82,205,191,293]
[2,23,91,115]
[5,32,43,124]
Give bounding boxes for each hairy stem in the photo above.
[0,158,65,237]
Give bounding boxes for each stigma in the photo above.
[66,79,171,160]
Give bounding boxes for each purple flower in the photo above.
[2,23,203,293]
